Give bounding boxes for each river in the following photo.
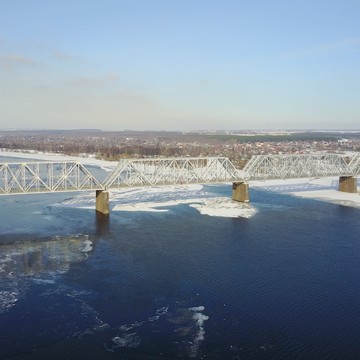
[0,156,360,359]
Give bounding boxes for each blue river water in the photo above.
[1,157,360,359]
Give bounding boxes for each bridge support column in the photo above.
[232,182,249,203]
[338,176,357,193]
[96,190,110,215]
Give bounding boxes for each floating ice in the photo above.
[189,306,205,312]
[0,290,18,313]
[52,179,259,218]
[32,279,56,285]
[193,312,209,327]
[188,305,209,356]
[80,239,93,253]
[112,192,257,218]
[105,304,210,356]
[190,197,257,218]
[155,306,169,316]
[113,202,170,212]
[0,234,93,313]
[112,334,141,348]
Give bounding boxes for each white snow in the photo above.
[80,239,93,253]
[251,177,360,209]
[189,197,257,218]
[0,149,116,171]
[291,189,360,208]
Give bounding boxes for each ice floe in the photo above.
[189,306,209,355]
[0,290,18,314]
[106,304,209,357]
[80,239,93,253]
[0,234,93,313]
[189,197,257,218]
[57,184,258,219]
[112,333,141,349]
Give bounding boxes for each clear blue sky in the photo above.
[1,0,359,131]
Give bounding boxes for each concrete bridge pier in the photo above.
[338,176,357,193]
[232,182,250,203]
[96,190,110,215]
[96,211,110,235]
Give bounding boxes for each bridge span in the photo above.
[0,153,359,214]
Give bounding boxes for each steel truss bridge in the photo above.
[103,157,239,188]
[242,153,360,180]
[0,153,359,195]
[0,161,102,195]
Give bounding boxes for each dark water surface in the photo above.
[0,182,360,359]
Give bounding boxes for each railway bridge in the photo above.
[0,153,359,214]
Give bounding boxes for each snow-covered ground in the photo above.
[251,177,360,209]
[1,149,359,215]
[0,149,117,172]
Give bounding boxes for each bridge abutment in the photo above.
[232,182,249,203]
[96,190,110,215]
[338,176,357,193]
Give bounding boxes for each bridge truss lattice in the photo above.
[0,162,103,195]
[242,153,353,180]
[103,157,241,188]
[0,153,358,195]
[348,153,360,175]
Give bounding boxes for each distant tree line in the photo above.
[0,131,359,167]
[0,137,186,160]
[206,132,360,143]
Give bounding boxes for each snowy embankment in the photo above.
[0,149,117,172]
[1,149,359,214]
[251,177,360,209]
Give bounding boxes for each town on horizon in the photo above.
[1,128,359,170]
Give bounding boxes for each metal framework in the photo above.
[103,157,241,188]
[0,154,358,196]
[242,153,352,180]
[0,162,103,195]
[348,153,360,175]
